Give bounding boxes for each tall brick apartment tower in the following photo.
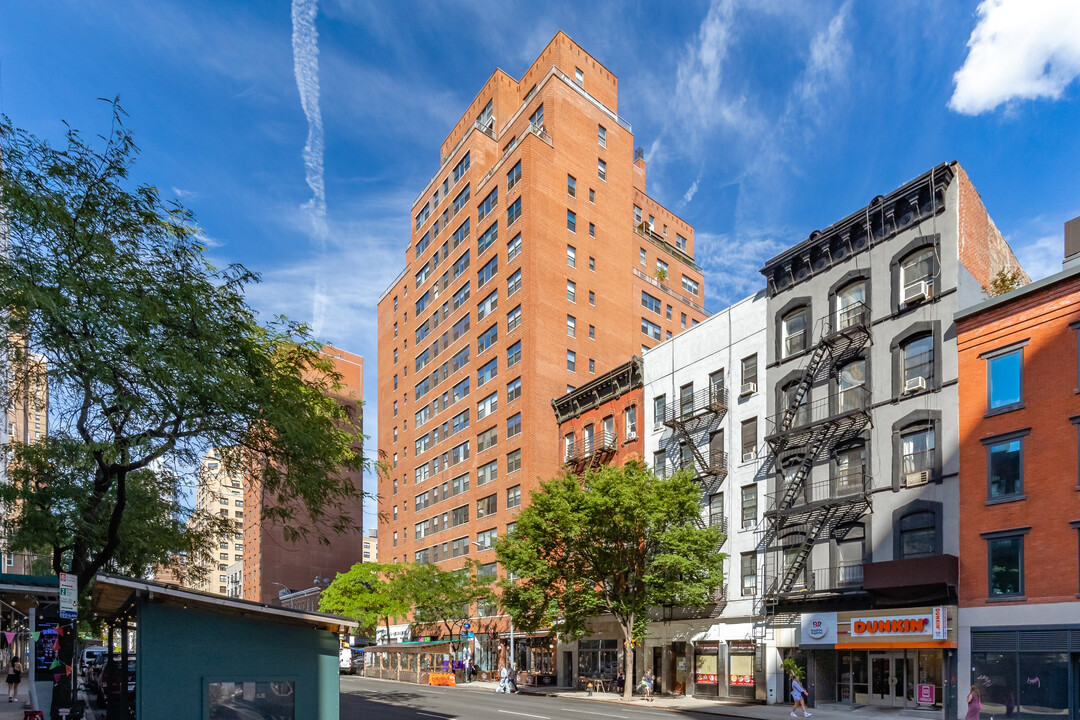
[377,33,707,580]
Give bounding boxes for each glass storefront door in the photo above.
[869,652,908,706]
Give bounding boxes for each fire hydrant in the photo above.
[587,682,594,697]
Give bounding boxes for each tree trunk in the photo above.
[621,615,635,702]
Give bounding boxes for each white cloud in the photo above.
[795,3,851,110]
[949,0,1080,115]
[673,0,746,140]
[683,180,699,205]
[695,230,787,302]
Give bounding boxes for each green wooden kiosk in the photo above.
[91,574,357,719]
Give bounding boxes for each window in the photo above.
[505,412,521,439]
[836,280,867,330]
[987,433,1024,500]
[598,125,606,147]
[679,383,694,420]
[507,160,521,190]
[741,552,757,596]
[478,188,498,222]
[588,325,595,339]
[987,347,1024,411]
[453,184,471,214]
[589,359,595,374]
[901,247,936,301]
[507,269,521,296]
[477,255,498,288]
[741,485,757,529]
[901,425,935,480]
[507,305,521,333]
[653,450,667,477]
[453,152,471,183]
[567,175,576,197]
[506,377,521,403]
[836,445,866,494]
[597,159,606,181]
[589,188,595,203]
[641,317,661,340]
[477,290,498,321]
[477,426,497,452]
[506,198,521,225]
[567,315,576,337]
[507,485,521,508]
[588,291,595,305]
[681,313,687,329]
[567,350,576,372]
[656,259,668,276]
[741,418,757,461]
[782,308,808,358]
[987,534,1024,597]
[476,528,497,550]
[681,275,699,296]
[507,448,521,473]
[709,493,724,527]
[574,66,584,86]
[477,323,497,353]
[741,355,758,389]
[641,291,661,314]
[478,358,497,386]
[477,460,497,487]
[624,405,637,439]
[676,233,688,251]
[899,511,937,559]
[452,218,471,249]
[666,305,672,320]
[902,335,934,389]
[588,223,595,238]
[567,210,576,232]
[567,280,576,302]
[477,494,497,519]
[838,359,866,412]
[640,248,646,265]
[506,340,521,367]
[477,222,498,255]
[477,392,498,420]
[653,395,666,427]
[567,245,576,268]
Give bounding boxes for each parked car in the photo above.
[95,656,135,711]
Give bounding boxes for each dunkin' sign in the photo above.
[849,609,947,639]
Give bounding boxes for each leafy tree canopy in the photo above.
[496,460,725,699]
[319,562,409,639]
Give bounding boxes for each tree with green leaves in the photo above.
[319,562,409,640]
[496,460,725,700]
[402,560,495,654]
[0,103,366,715]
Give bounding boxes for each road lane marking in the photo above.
[497,711,550,719]
[560,709,629,718]
[418,714,451,719]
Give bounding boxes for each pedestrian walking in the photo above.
[790,675,811,717]
[965,684,982,720]
[495,664,509,693]
[507,664,520,694]
[6,656,22,703]
[640,668,654,701]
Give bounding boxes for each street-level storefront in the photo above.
[796,606,957,717]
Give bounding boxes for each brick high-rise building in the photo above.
[376,32,707,582]
[242,345,364,604]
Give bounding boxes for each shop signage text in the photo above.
[917,684,935,704]
[850,608,948,639]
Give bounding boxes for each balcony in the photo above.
[632,268,708,315]
[765,386,871,450]
[767,564,869,610]
[765,473,874,523]
[819,302,872,361]
[565,432,618,471]
[664,386,729,428]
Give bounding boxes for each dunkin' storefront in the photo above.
[797,607,958,716]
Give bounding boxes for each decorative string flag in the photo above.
[49,657,61,670]
[55,624,64,637]
[53,638,60,651]
[65,664,72,676]
[2,632,14,645]
[31,631,40,641]
[53,673,62,683]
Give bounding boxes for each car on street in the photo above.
[95,656,136,712]
[80,646,107,677]
[339,648,363,675]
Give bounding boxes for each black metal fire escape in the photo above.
[565,431,618,473]
[762,302,874,611]
[663,385,729,486]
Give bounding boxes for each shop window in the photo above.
[577,639,617,678]
[693,643,720,697]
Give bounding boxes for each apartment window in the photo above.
[839,359,866,413]
[588,325,595,339]
[666,305,672,320]
[506,377,521,403]
[986,533,1025,597]
[681,275,699,296]
[567,350,576,372]
[453,184,471,215]
[567,245,576,268]
[507,305,521,333]
[477,323,497,353]
[507,485,521,509]
[507,198,521,226]
[574,67,584,85]
[477,188,498,222]
[476,528,497,551]
[588,291,595,305]
[741,552,757,596]
[653,395,666,427]
[624,405,637,439]
[641,291,661,314]
[987,346,1024,412]
[508,269,521,296]
[656,259,668,276]
[478,255,498,288]
[477,426,497,452]
[588,223,595,238]
[641,318,661,341]
[986,431,1026,500]
[507,160,521,190]
[567,280,576,302]
[679,383,695,420]
[453,152,471,182]
[598,125,606,147]
[393,374,398,390]
[740,484,757,529]
[507,341,521,367]
[741,354,758,390]
[900,247,936,303]
[477,391,498,420]
[709,493,724,527]
[640,248,646,266]
[393,531,398,547]
[741,418,757,461]
[676,233,687,251]
[898,508,938,558]
[477,459,497,487]
[567,315,576,337]
[901,335,934,390]
[393,401,397,417]
[653,450,667,477]
[589,188,595,203]
[393,349,398,365]
[597,159,606,181]
[589,359,595,374]
[477,494,498,519]
[478,358,497,386]
[477,290,498,321]
[507,233,522,262]
[901,425,935,479]
[507,448,521,473]
[567,175,576,197]
[567,210,576,232]
[529,103,544,128]
[782,307,808,358]
[681,313,687,329]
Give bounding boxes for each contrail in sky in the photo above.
[291,0,328,336]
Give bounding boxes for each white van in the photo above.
[81,646,107,675]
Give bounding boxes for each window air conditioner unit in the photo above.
[904,376,928,394]
[740,382,757,397]
[625,431,637,441]
[742,451,757,463]
[905,470,930,487]
[902,280,931,305]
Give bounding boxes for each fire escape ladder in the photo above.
[778,344,827,434]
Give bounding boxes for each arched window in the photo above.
[833,524,865,586]
[834,444,866,495]
[782,308,808,358]
[838,359,866,412]
[901,334,934,390]
[898,510,937,559]
[835,280,867,330]
[901,247,936,300]
[782,382,810,427]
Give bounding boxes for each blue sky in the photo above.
[3,0,1080,529]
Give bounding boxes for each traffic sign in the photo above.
[59,573,77,620]
[463,622,471,630]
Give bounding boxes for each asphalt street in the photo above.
[340,676,726,720]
